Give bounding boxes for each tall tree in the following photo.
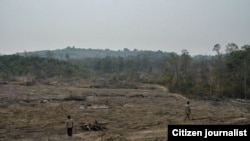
[242,45,250,100]
[225,43,239,53]
[212,44,225,96]
[213,44,221,55]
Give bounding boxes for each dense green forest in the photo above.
[1,43,250,99]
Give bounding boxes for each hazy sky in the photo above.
[1,0,250,56]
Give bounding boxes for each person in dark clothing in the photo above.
[65,115,74,136]
[184,101,191,121]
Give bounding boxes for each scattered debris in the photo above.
[79,104,109,109]
[0,81,8,85]
[80,120,107,131]
[63,95,86,101]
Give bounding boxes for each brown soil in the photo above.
[0,82,250,141]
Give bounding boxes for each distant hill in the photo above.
[17,47,175,60]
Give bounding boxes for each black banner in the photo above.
[168,124,250,141]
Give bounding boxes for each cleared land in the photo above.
[0,81,250,141]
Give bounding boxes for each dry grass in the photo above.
[0,82,250,141]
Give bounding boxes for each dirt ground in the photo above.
[0,81,250,141]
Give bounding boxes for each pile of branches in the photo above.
[80,120,107,131]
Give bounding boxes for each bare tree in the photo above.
[213,44,221,55]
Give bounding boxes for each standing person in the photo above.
[65,115,74,137]
[184,101,191,121]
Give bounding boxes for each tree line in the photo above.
[73,43,250,99]
[0,55,87,80]
[1,43,249,99]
